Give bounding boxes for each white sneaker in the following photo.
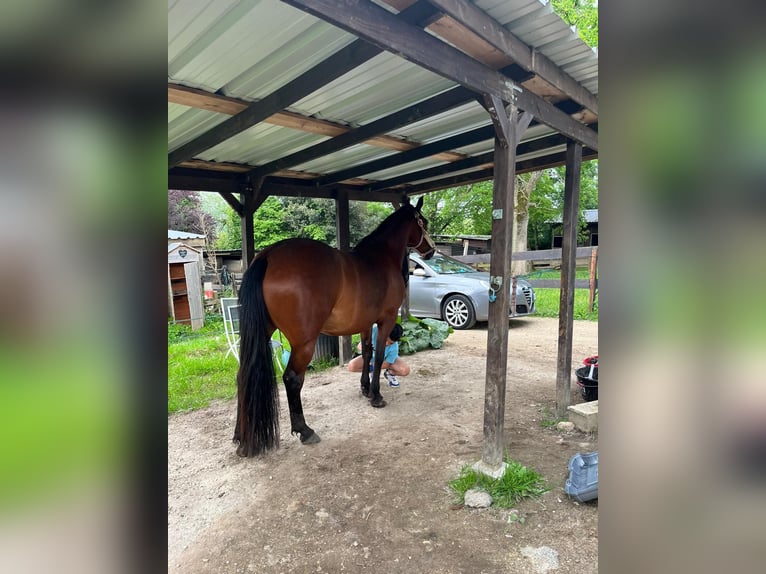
[384,369,400,387]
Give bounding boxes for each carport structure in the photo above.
[168,0,598,473]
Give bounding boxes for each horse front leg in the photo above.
[359,328,373,398]
[283,344,320,445]
[369,351,387,408]
[369,322,393,408]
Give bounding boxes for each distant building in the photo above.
[550,209,598,248]
[168,229,206,250]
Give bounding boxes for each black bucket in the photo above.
[575,364,598,402]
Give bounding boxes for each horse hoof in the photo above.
[370,398,387,408]
[360,387,371,398]
[301,432,321,445]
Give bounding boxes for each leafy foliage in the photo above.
[207,196,393,250]
[399,316,453,354]
[551,0,598,47]
[420,181,494,236]
[528,160,598,249]
[168,190,217,243]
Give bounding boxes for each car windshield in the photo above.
[422,254,477,274]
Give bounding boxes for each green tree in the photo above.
[209,196,393,250]
[215,207,242,250]
[420,181,494,237]
[551,0,598,47]
[528,160,598,248]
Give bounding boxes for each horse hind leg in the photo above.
[282,343,320,445]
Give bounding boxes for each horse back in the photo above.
[258,239,403,338]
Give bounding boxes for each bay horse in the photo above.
[234,197,435,457]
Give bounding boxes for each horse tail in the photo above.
[235,256,280,457]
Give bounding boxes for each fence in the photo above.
[453,247,598,312]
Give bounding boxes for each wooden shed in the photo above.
[168,242,204,330]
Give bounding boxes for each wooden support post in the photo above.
[335,190,354,365]
[240,191,255,272]
[555,141,582,417]
[588,247,598,313]
[479,103,518,474]
[240,176,265,272]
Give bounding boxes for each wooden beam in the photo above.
[555,140,582,417]
[171,82,431,152]
[249,85,474,178]
[168,84,248,115]
[480,94,511,148]
[317,125,495,186]
[368,132,568,191]
[281,0,597,151]
[428,0,598,115]
[168,1,440,168]
[179,159,250,173]
[396,146,596,195]
[168,40,381,168]
[514,112,534,146]
[218,192,243,217]
[170,82,468,166]
[168,169,242,194]
[369,150,495,191]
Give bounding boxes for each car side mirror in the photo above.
[412,268,427,277]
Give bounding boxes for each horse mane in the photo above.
[353,203,415,254]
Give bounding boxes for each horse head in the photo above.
[402,196,436,259]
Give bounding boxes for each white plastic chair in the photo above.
[220,297,241,363]
[220,297,287,374]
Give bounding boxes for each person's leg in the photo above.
[347,355,365,373]
[386,358,410,377]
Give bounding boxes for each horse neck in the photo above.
[355,234,409,265]
[354,218,412,265]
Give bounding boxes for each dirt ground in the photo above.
[168,317,598,573]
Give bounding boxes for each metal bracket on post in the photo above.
[492,209,503,219]
[489,276,503,303]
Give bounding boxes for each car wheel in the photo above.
[442,294,476,329]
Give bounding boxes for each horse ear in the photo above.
[415,196,423,211]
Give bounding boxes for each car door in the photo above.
[407,256,438,318]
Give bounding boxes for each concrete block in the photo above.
[567,400,598,432]
[472,460,508,479]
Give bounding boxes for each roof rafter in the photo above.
[247,85,474,179]
[281,0,597,151]
[168,0,441,168]
[316,124,495,186]
[397,147,598,196]
[366,131,574,191]
[168,83,463,161]
[428,0,598,114]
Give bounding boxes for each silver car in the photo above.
[407,252,536,329]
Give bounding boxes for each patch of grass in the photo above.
[523,268,592,281]
[449,455,549,508]
[168,312,226,343]
[168,334,238,413]
[309,355,339,372]
[533,288,598,321]
[168,321,292,414]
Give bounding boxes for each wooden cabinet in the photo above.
[168,243,204,330]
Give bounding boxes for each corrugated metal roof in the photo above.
[168,0,597,190]
[168,229,205,240]
[550,209,598,224]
